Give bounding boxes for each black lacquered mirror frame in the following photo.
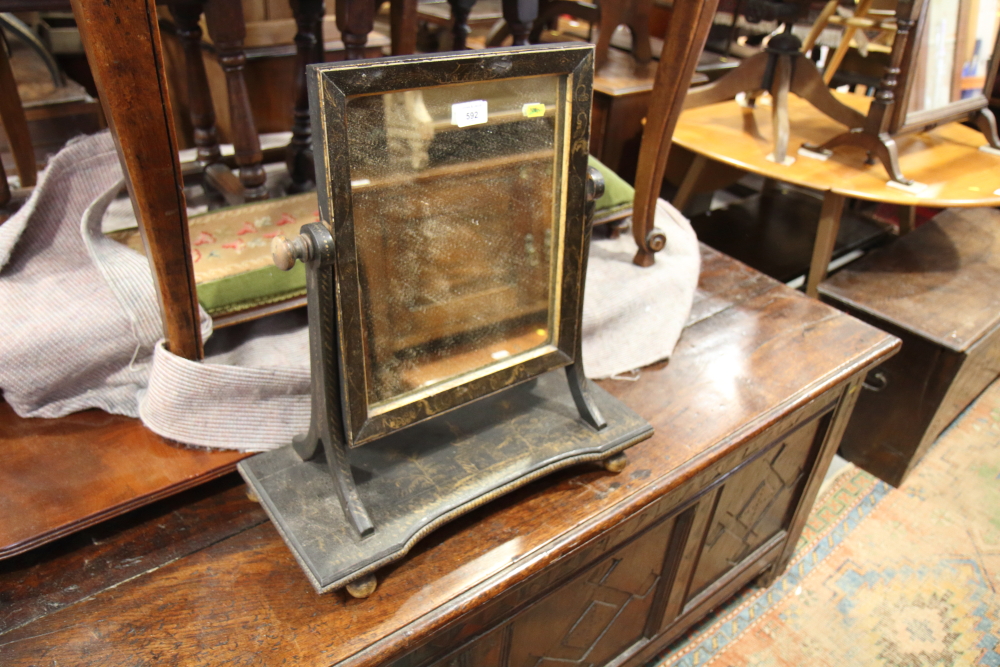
[307,43,596,448]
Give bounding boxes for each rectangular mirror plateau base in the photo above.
[238,370,652,594]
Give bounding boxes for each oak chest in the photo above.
[820,207,1000,487]
[0,247,898,667]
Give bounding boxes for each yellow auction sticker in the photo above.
[522,103,546,118]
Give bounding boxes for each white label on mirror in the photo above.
[451,100,489,127]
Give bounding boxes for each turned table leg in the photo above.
[502,0,537,46]
[169,0,223,172]
[448,0,476,49]
[0,30,36,191]
[203,0,268,201]
[287,0,325,192]
[337,0,375,60]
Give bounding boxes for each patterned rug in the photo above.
[651,379,1000,667]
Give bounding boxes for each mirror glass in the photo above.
[344,74,565,411]
[906,0,1000,116]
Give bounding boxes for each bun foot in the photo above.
[345,574,377,598]
[602,452,628,473]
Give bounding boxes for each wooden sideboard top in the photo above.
[0,246,899,666]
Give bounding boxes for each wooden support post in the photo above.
[71,0,203,359]
[287,0,325,191]
[169,0,223,171]
[203,0,268,201]
[337,0,375,60]
[388,0,418,55]
[0,30,36,189]
[770,54,791,163]
[805,190,845,298]
[897,204,916,235]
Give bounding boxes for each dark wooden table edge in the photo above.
[339,333,902,667]
[0,457,247,560]
[817,288,981,354]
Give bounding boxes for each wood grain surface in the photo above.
[672,92,1000,207]
[0,246,898,667]
[820,207,1000,487]
[0,402,246,559]
[0,474,264,634]
[820,207,1000,351]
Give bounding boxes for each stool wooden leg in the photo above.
[287,0,325,192]
[449,0,474,50]
[0,31,36,189]
[502,0,537,46]
[337,0,375,60]
[770,54,791,164]
[898,205,915,235]
[169,1,223,171]
[806,190,845,298]
[203,0,269,201]
[389,0,418,55]
[71,0,203,359]
[672,153,709,213]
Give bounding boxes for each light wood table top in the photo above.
[672,91,1000,208]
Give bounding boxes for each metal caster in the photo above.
[345,573,378,599]
[602,452,628,473]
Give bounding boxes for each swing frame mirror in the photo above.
[308,43,596,448]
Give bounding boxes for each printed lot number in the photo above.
[451,100,489,128]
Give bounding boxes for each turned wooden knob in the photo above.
[271,233,314,270]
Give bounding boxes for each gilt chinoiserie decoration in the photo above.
[237,44,653,597]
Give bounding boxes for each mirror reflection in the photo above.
[344,75,564,409]
[907,0,1000,115]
